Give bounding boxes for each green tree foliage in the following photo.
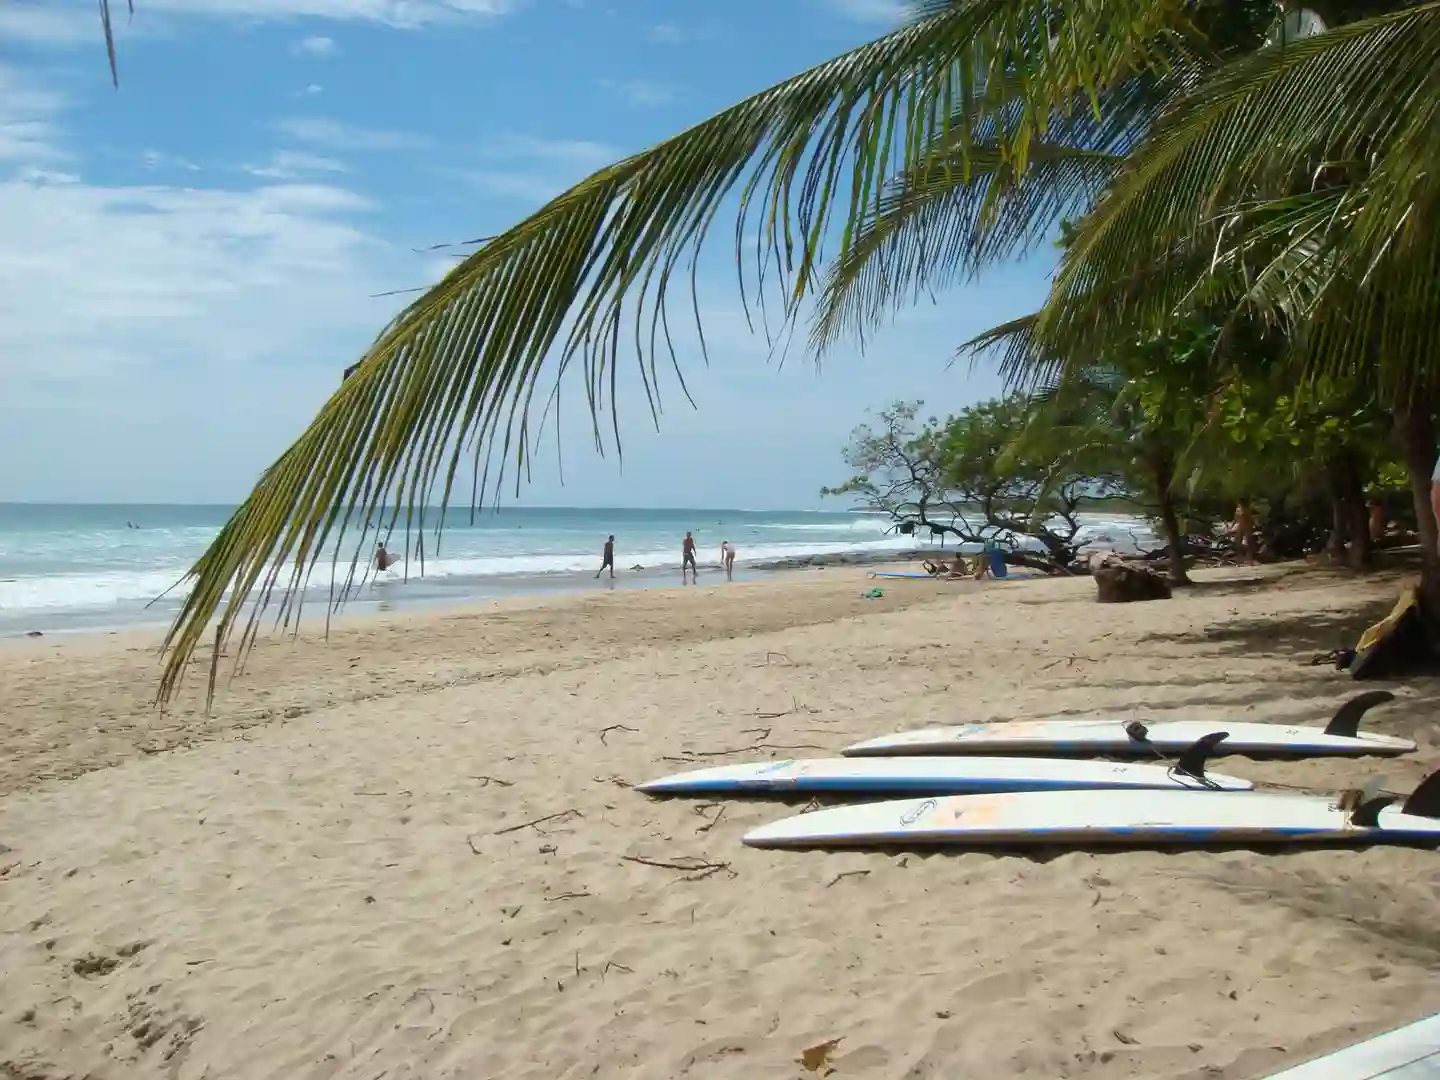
[821,398,1127,567]
[119,0,1440,698]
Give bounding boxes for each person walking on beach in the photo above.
[595,534,615,579]
[720,540,736,580]
[682,531,699,583]
[374,542,398,572]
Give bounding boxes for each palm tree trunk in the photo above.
[1149,450,1190,585]
[1395,397,1439,597]
[1324,448,1372,570]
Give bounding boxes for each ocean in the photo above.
[0,503,1156,637]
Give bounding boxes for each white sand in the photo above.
[2,565,1438,1079]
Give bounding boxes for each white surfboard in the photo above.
[742,769,1440,849]
[638,735,1251,796]
[844,691,1414,759]
[1261,1011,1440,1079]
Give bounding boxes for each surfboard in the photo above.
[637,734,1251,796]
[1260,1011,1440,1079]
[742,769,1440,849]
[843,691,1415,759]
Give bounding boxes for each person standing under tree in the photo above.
[1230,498,1259,565]
[595,535,616,579]
[682,531,699,583]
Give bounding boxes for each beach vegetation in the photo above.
[90,0,1437,700]
[822,398,1128,569]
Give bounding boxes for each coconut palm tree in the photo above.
[151,0,1440,701]
[1018,2,1440,584]
[819,3,1440,580]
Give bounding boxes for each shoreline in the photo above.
[1,545,937,642]
[3,563,1437,1079]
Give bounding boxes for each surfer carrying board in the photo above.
[682,531,699,583]
[595,535,616,579]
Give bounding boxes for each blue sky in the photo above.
[0,0,1055,509]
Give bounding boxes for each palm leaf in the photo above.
[808,73,1173,354]
[155,0,1202,703]
[99,0,132,87]
[1035,2,1440,397]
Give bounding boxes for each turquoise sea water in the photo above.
[0,504,914,635]
[0,503,1156,636]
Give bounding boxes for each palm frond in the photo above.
[157,0,1201,703]
[99,0,132,87]
[1035,1,1440,395]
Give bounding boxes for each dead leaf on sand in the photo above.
[796,1037,842,1076]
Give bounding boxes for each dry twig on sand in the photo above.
[621,854,736,881]
[495,809,582,835]
[599,724,639,745]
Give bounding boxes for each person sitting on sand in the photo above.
[374,543,398,572]
[720,540,736,580]
[595,534,615,579]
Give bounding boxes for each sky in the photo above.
[0,0,1056,510]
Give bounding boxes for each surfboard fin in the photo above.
[1342,775,1393,827]
[1173,732,1229,781]
[1322,690,1396,738]
[1400,768,1440,820]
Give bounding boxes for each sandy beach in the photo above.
[2,564,1439,1079]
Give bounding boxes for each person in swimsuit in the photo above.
[596,534,615,579]
[682,531,698,583]
[720,540,736,580]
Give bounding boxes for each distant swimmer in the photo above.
[374,542,399,572]
[720,540,736,580]
[682,531,698,584]
[596,534,616,579]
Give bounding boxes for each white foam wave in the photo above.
[0,535,919,614]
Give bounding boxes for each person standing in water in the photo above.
[682,531,699,583]
[595,534,616,579]
[374,542,398,572]
[720,540,737,580]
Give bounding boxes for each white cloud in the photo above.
[0,0,517,53]
[488,135,616,165]
[292,34,339,57]
[0,66,66,163]
[820,0,910,22]
[457,135,618,203]
[645,21,713,43]
[244,149,348,179]
[0,62,409,486]
[275,116,430,152]
[598,78,677,108]
[0,5,96,44]
[300,83,324,95]
[142,149,203,171]
[120,0,518,27]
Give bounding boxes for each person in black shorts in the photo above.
[682,531,698,583]
[595,534,615,579]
